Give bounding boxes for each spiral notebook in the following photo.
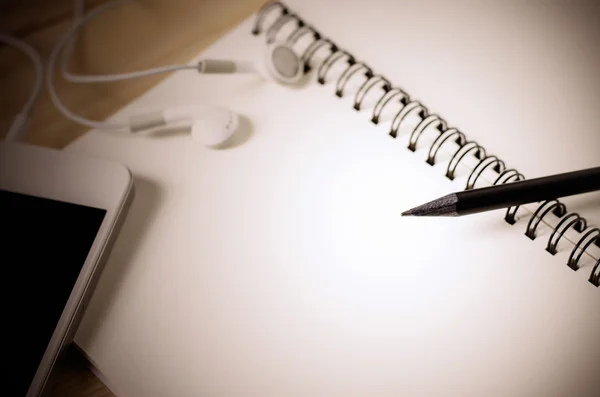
[66,1,600,396]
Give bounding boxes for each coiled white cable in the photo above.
[61,0,198,83]
[47,0,130,129]
[47,0,198,130]
[0,34,44,141]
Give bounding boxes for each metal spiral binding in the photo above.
[335,62,373,98]
[445,141,486,181]
[525,200,567,240]
[492,169,525,225]
[546,213,587,255]
[407,115,446,152]
[567,228,600,271]
[372,88,409,124]
[286,25,320,46]
[465,155,505,191]
[252,1,600,287]
[354,75,390,111]
[265,13,303,43]
[389,101,426,139]
[426,128,465,166]
[301,38,336,72]
[317,50,355,85]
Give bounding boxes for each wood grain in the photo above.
[2,0,265,395]
[1,0,266,148]
[41,346,115,397]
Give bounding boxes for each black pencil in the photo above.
[401,166,600,217]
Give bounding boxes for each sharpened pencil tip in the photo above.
[400,194,460,217]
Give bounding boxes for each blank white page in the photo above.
[66,1,600,396]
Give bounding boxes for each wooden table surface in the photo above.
[1,0,265,395]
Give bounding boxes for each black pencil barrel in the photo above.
[456,167,600,216]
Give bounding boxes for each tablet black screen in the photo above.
[1,189,106,396]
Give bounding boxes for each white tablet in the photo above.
[0,142,134,397]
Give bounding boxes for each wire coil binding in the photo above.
[525,200,567,240]
[251,1,600,288]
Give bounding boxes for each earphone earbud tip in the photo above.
[265,43,304,85]
[191,111,239,148]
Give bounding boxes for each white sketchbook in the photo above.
[66,1,600,396]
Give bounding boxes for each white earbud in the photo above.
[129,104,239,148]
[263,42,304,85]
[198,42,304,86]
[45,0,303,148]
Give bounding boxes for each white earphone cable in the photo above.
[0,34,44,141]
[47,0,136,129]
[47,0,202,130]
[61,0,198,84]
